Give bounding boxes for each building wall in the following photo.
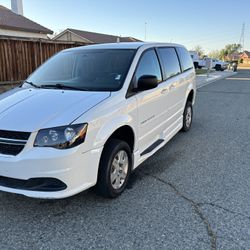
[0,28,48,39]
[243,58,250,64]
[54,31,91,43]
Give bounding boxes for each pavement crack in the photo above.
[141,172,217,250]
[197,202,250,220]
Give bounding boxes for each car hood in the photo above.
[0,87,110,132]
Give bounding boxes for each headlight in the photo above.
[34,123,88,149]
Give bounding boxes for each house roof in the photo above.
[54,28,142,43]
[227,52,241,60]
[0,5,53,34]
[242,51,250,58]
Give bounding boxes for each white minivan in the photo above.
[0,42,196,199]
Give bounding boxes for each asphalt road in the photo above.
[1,70,250,250]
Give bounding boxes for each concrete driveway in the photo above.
[0,70,250,250]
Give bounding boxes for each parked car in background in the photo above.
[227,60,238,72]
[189,51,205,69]
[190,51,229,71]
[0,42,196,199]
[212,59,229,71]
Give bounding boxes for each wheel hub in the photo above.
[185,106,192,128]
[110,150,129,189]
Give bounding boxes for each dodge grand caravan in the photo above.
[0,42,196,198]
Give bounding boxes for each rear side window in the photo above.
[135,49,162,83]
[176,47,194,72]
[158,48,181,80]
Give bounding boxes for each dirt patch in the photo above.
[0,84,20,94]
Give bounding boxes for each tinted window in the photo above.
[26,49,135,91]
[176,47,194,71]
[158,48,181,79]
[135,50,162,83]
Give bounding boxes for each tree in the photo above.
[208,44,242,60]
[192,45,205,57]
[220,44,242,60]
[208,50,221,59]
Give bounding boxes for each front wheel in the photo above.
[181,101,193,132]
[96,139,132,198]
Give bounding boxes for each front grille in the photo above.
[0,130,30,140]
[0,130,31,156]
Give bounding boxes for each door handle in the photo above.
[161,88,168,94]
[170,84,175,90]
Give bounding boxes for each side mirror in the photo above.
[137,75,158,91]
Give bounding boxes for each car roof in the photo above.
[64,42,185,52]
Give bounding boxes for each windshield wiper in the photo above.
[40,84,89,91]
[23,80,40,88]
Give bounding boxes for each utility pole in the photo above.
[144,22,147,41]
[239,22,245,52]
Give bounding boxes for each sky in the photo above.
[1,0,250,53]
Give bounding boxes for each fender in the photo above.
[184,82,196,107]
[93,114,137,150]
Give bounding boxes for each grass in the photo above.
[195,69,209,75]
[195,68,216,75]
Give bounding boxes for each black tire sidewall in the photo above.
[215,64,221,71]
[97,139,132,198]
[182,101,193,132]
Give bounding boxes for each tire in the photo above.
[96,139,132,198]
[181,101,193,132]
[193,62,199,69]
[214,64,221,71]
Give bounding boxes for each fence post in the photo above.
[39,39,43,65]
[0,37,86,83]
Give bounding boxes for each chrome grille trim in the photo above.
[0,130,31,155]
[0,137,27,145]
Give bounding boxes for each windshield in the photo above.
[26,49,136,91]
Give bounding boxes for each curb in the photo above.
[197,72,237,89]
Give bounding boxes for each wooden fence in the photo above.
[0,37,87,83]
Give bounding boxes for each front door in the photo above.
[133,49,171,154]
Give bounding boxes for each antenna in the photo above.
[144,22,147,41]
[239,22,245,51]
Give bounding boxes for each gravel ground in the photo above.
[0,70,250,250]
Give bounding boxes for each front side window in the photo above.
[134,50,162,84]
[26,49,136,91]
[176,47,194,72]
[158,48,181,80]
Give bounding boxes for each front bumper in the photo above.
[0,145,103,199]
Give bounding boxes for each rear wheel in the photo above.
[214,64,221,71]
[181,101,193,132]
[96,139,132,198]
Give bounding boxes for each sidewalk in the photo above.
[196,70,237,89]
